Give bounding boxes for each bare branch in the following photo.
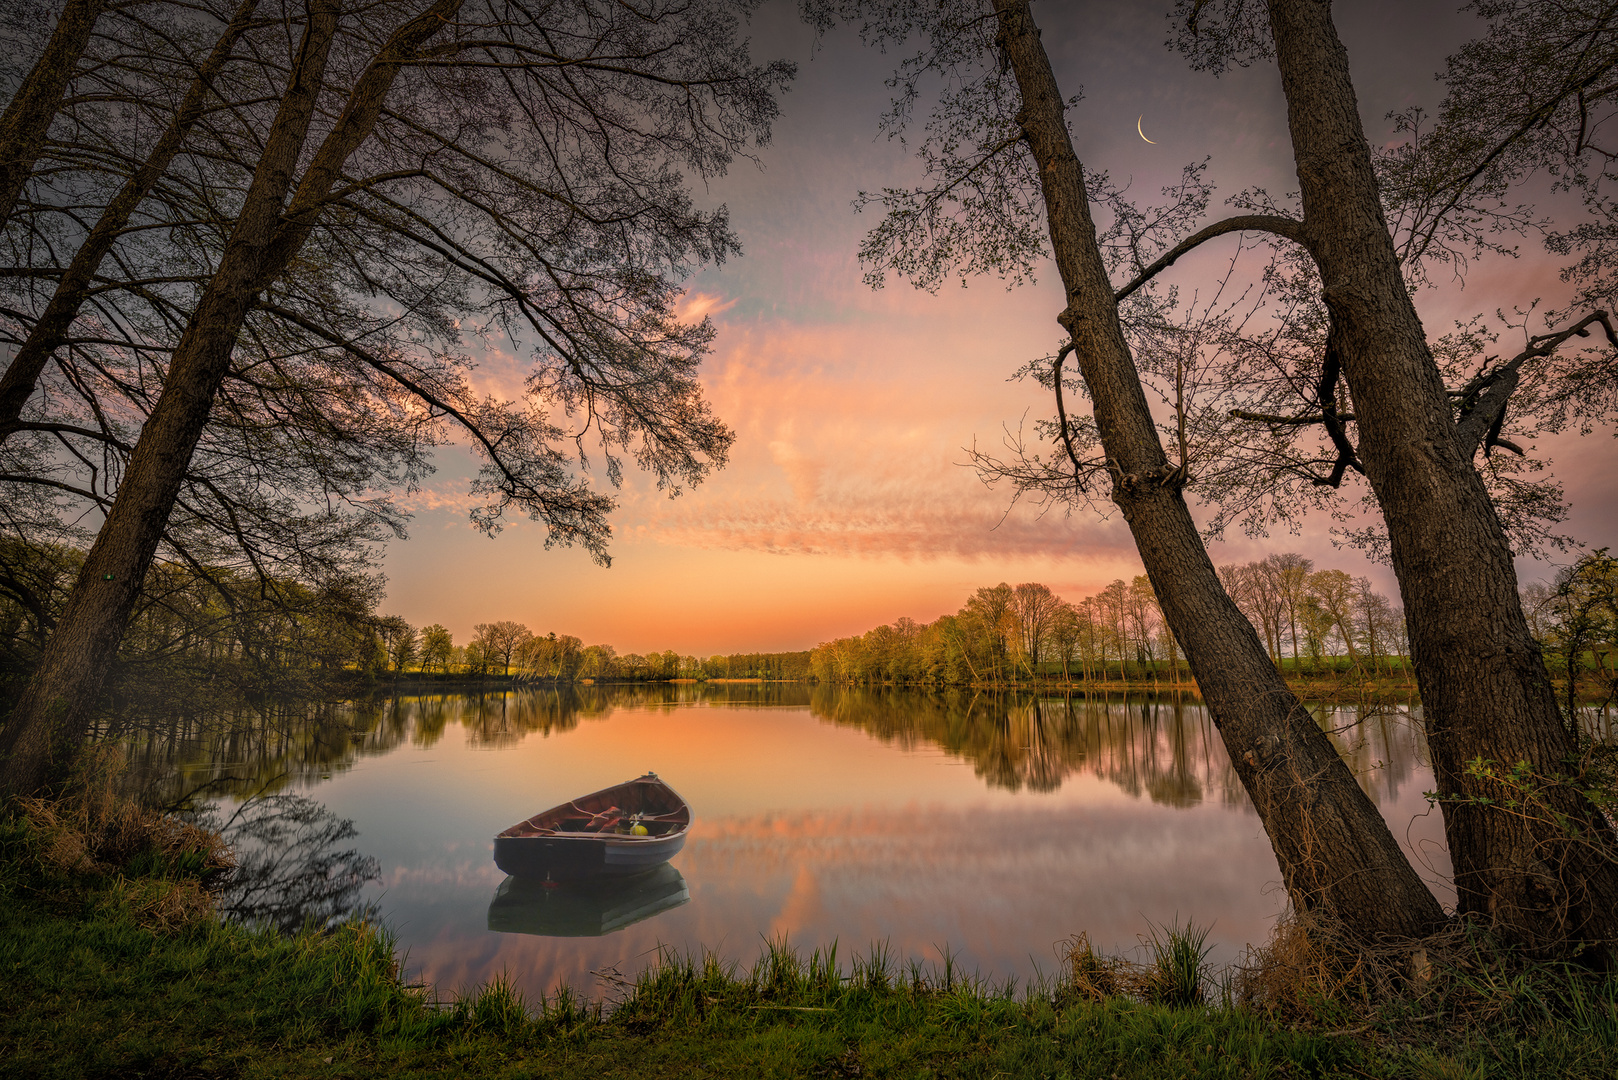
[1113,213,1305,301]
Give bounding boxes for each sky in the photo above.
[375,1,1618,656]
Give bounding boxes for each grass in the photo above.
[4,793,1618,1079]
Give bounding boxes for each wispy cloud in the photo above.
[677,290,740,322]
[647,499,1129,561]
[610,312,1138,563]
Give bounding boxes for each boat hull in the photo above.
[493,772,691,881]
[487,864,690,936]
[492,830,686,879]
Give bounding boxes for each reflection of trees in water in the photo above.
[203,794,381,935]
[118,680,817,803]
[809,687,1429,807]
[112,680,1428,811]
[121,697,384,804]
[808,686,1225,802]
[1311,699,1430,806]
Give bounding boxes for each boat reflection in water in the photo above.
[487,863,690,937]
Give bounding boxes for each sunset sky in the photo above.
[376,1,1618,656]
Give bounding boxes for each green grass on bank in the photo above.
[4,798,1618,1079]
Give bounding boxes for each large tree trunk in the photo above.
[0,0,342,796]
[0,0,468,797]
[992,0,1444,941]
[0,0,262,440]
[1266,0,1618,952]
[0,0,109,231]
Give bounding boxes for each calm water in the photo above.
[127,684,1453,1000]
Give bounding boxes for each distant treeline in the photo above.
[811,552,1617,692]
[811,556,1418,687]
[4,538,1604,706]
[373,617,813,683]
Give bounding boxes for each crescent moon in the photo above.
[1137,115,1156,144]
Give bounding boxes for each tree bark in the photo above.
[0,0,109,231]
[0,0,262,440]
[992,0,1444,941]
[1266,0,1618,952]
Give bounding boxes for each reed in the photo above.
[1142,916,1216,1007]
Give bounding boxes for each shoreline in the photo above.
[6,797,1614,1079]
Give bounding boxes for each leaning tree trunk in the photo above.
[0,0,470,798]
[0,0,262,440]
[1266,0,1618,953]
[0,0,109,232]
[992,0,1444,941]
[0,0,342,796]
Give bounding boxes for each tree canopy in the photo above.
[0,0,793,794]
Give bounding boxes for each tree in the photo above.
[962,583,1015,681]
[1126,576,1163,684]
[418,624,452,674]
[0,0,264,437]
[551,635,583,683]
[1168,0,1618,950]
[1299,593,1333,674]
[1355,579,1396,677]
[472,620,530,677]
[808,0,1446,941]
[0,0,112,232]
[1096,580,1130,680]
[1269,553,1314,667]
[1,0,413,654]
[1010,581,1063,675]
[377,615,416,674]
[1047,601,1080,679]
[0,0,793,794]
[1157,617,1184,685]
[1543,551,1618,722]
[581,643,617,680]
[1309,570,1360,672]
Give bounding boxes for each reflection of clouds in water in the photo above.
[769,864,825,940]
[385,859,503,890]
[139,686,1453,1003]
[398,800,1287,1003]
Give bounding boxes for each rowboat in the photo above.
[492,772,691,879]
[487,863,690,936]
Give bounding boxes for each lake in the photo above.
[125,683,1454,1002]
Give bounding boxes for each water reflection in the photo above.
[122,682,813,803]
[808,687,1431,809]
[488,864,690,937]
[121,683,1477,999]
[208,793,381,934]
[124,682,1438,813]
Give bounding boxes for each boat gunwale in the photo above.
[494,773,691,843]
[507,830,683,843]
